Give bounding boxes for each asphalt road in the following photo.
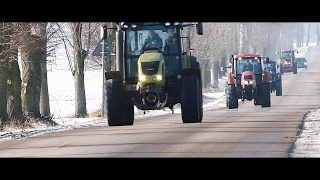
[0,46,319,157]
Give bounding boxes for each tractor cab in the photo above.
[279,50,295,59]
[263,59,281,75]
[230,54,264,86]
[123,22,188,82]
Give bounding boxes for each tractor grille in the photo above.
[244,75,252,79]
[141,61,160,75]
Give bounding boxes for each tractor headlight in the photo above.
[244,80,254,85]
[139,75,147,82]
[152,75,163,81]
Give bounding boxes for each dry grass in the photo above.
[0,110,102,132]
[0,116,57,132]
[64,109,102,118]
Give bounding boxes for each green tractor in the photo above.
[103,22,204,126]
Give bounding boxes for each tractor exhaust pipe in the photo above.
[116,24,123,75]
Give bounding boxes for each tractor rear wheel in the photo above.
[254,87,262,105]
[181,75,203,123]
[293,63,297,74]
[123,100,134,125]
[276,78,282,96]
[226,84,238,109]
[261,83,271,107]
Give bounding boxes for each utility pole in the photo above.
[100,25,107,117]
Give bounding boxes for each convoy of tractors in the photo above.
[97,22,305,126]
[224,48,303,109]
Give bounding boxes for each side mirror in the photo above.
[100,25,108,40]
[266,57,270,63]
[196,22,203,35]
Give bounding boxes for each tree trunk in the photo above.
[0,25,9,120]
[7,46,23,120]
[38,23,51,117]
[212,60,220,84]
[72,22,87,118]
[202,60,211,90]
[21,35,43,118]
[316,24,320,45]
[219,50,227,77]
[306,23,311,46]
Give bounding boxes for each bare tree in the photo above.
[19,23,45,118]
[6,23,23,120]
[315,23,320,45]
[71,22,88,118]
[306,23,312,46]
[34,23,51,117]
[0,23,9,120]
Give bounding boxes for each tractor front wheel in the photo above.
[276,78,282,96]
[106,79,134,126]
[226,84,238,109]
[181,75,203,123]
[293,63,297,74]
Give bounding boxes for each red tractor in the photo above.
[263,58,282,96]
[276,49,298,74]
[225,54,271,109]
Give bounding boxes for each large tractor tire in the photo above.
[226,84,238,109]
[261,83,271,107]
[225,86,228,107]
[293,63,297,74]
[123,100,134,125]
[254,87,262,105]
[196,62,203,121]
[106,79,134,126]
[181,75,203,123]
[275,78,282,96]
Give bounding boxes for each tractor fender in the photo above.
[105,71,123,81]
[263,71,271,83]
[227,72,235,85]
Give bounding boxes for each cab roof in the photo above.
[234,54,262,59]
[263,59,277,63]
[280,49,295,52]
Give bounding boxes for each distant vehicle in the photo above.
[263,58,282,96]
[276,49,298,74]
[296,57,307,69]
[224,54,271,109]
